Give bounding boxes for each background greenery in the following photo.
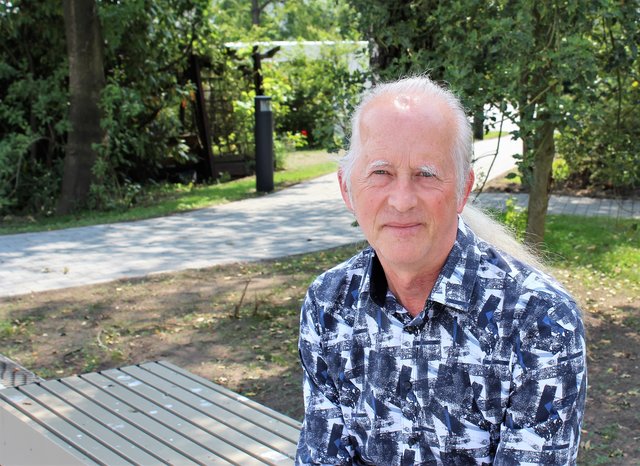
[0,0,363,218]
[0,0,638,233]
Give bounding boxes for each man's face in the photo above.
[340,93,473,276]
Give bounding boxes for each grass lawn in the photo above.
[0,149,339,236]
[0,214,638,463]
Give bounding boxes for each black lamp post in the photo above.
[255,96,274,192]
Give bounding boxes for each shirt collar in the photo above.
[363,217,481,313]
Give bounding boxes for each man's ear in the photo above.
[338,170,354,212]
[457,170,475,213]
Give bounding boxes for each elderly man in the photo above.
[296,76,586,465]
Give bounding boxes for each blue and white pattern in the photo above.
[296,219,586,465]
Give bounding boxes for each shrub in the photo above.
[262,42,369,152]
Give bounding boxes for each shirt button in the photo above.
[404,325,417,334]
[403,381,412,391]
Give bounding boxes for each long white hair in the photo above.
[462,204,546,271]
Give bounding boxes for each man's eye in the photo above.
[419,171,436,178]
[372,170,389,175]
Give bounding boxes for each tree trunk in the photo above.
[57,0,105,214]
[252,45,264,95]
[525,119,555,246]
[472,106,484,140]
[251,0,260,25]
[523,3,559,247]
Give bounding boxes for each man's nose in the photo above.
[387,177,418,212]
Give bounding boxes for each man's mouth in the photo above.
[384,222,422,231]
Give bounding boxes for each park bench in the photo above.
[1,354,44,389]
[0,359,301,465]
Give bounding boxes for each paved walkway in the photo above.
[0,139,637,298]
[473,192,640,219]
[0,175,363,298]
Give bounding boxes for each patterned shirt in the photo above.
[296,219,586,465]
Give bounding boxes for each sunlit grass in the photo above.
[544,215,639,282]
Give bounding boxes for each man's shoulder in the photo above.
[307,247,371,302]
[476,238,581,319]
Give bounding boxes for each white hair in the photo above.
[461,204,546,272]
[339,75,473,202]
[341,75,545,271]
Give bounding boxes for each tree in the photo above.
[0,0,68,214]
[497,1,600,244]
[57,0,105,214]
[555,0,640,195]
[212,0,359,41]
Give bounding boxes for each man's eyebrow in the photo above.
[418,164,440,176]
[367,160,391,170]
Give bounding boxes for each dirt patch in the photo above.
[1,244,638,464]
[0,245,363,420]
[563,275,640,464]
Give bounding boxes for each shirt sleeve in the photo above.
[295,288,354,466]
[494,300,587,465]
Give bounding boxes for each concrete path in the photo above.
[471,134,521,191]
[0,175,363,298]
[0,139,638,298]
[473,191,640,219]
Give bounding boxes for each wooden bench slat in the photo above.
[70,372,235,465]
[156,360,302,431]
[0,400,94,465]
[103,365,293,465]
[0,387,133,465]
[44,379,189,465]
[130,363,300,444]
[18,383,162,465]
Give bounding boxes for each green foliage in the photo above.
[263,43,368,151]
[206,41,367,165]
[95,0,219,186]
[555,2,640,193]
[557,96,640,192]
[211,0,359,41]
[552,157,570,184]
[274,131,308,170]
[502,197,528,241]
[0,0,68,215]
[206,0,366,162]
[0,0,220,215]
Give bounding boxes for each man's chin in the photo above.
[376,248,428,271]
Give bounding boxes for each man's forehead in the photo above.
[360,94,453,135]
[363,157,440,171]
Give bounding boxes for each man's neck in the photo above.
[381,264,441,317]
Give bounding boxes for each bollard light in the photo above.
[255,96,274,192]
